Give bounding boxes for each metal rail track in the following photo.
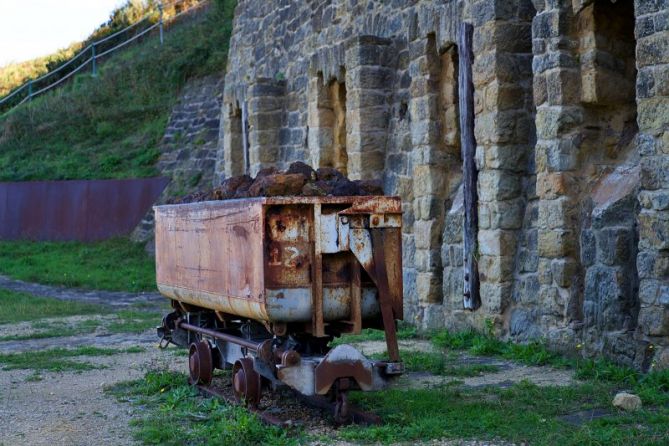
[194,380,382,428]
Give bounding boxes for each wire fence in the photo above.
[0,0,209,115]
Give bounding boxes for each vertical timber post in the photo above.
[159,2,164,45]
[27,80,33,102]
[241,101,250,174]
[458,22,481,311]
[92,44,97,77]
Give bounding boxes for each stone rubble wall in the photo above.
[132,74,224,243]
[212,0,667,369]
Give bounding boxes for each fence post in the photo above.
[159,2,164,45]
[92,44,97,77]
[28,80,33,102]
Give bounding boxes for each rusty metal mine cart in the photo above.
[154,195,404,422]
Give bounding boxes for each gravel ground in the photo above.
[0,338,176,446]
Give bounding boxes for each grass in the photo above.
[108,326,669,446]
[0,288,104,324]
[369,349,499,377]
[0,238,156,292]
[106,310,162,334]
[108,370,299,445]
[331,321,418,346]
[0,346,144,372]
[340,380,669,445]
[0,0,235,182]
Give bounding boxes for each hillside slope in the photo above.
[0,0,234,182]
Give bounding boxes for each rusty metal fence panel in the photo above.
[0,177,169,241]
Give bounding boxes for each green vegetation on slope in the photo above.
[0,288,103,324]
[0,0,235,181]
[0,0,203,99]
[0,238,156,292]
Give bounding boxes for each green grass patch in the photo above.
[370,349,499,377]
[340,380,669,445]
[107,310,162,334]
[108,370,299,445]
[0,288,104,324]
[0,318,103,341]
[331,321,417,346]
[0,238,156,292]
[0,1,235,183]
[0,346,144,372]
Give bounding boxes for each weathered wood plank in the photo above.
[458,22,481,311]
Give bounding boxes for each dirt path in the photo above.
[0,274,162,308]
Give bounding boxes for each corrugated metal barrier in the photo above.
[0,177,169,241]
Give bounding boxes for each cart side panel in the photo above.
[154,200,268,320]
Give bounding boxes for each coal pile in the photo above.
[172,162,384,203]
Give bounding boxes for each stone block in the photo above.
[535,106,582,140]
[478,255,515,283]
[551,258,578,288]
[538,197,577,229]
[636,32,669,68]
[478,229,518,256]
[581,229,596,267]
[536,172,573,199]
[417,272,443,304]
[637,251,669,280]
[638,98,669,134]
[415,248,442,272]
[480,281,511,314]
[638,211,669,251]
[510,308,541,339]
[538,229,576,258]
[584,265,632,330]
[484,144,528,173]
[422,304,446,331]
[413,165,447,196]
[639,305,669,336]
[485,198,525,230]
[414,219,443,250]
[596,227,634,266]
[478,170,522,201]
[346,66,394,89]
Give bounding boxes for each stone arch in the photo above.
[307,71,348,174]
[222,101,247,177]
[410,33,463,328]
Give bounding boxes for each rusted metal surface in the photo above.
[312,345,375,395]
[188,340,213,385]
[0,177,168,241]
[232,357,262,406]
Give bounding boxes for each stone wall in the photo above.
[217,0,669,369]
[132,74,224,243]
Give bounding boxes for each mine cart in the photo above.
[155,195,403,421]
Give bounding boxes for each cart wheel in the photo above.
[232,358,261,407]
[188,340,213,385]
